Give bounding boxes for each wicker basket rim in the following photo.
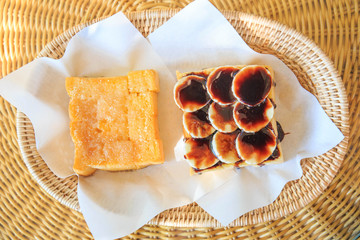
[16,9,349,228]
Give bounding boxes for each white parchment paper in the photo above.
[0,0,344,239]
[148,0,344,225]
[0,10,237,239]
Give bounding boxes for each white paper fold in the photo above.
[0,0,344,239]
[0,9,237,240]
[148,0,344,226]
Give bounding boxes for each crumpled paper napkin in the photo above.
[0,0,344,239]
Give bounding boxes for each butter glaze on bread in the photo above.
[66,70,163,176]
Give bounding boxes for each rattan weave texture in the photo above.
[0,0,359,239]
[16,9,349,228]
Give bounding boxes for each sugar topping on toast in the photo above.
[66,70,163,176]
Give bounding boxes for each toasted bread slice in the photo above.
[128,70,159,93]
[66,70,163,176]
[127,92,163,167]
[176,65,283,174]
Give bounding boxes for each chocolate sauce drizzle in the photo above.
[233,66,272,106]
[277,121,285,142]
[179,79,208,108]
[207,67,237,104]
[176,66,286,172]
[233,98,273,132]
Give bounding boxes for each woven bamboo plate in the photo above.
[16,10,349,227]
